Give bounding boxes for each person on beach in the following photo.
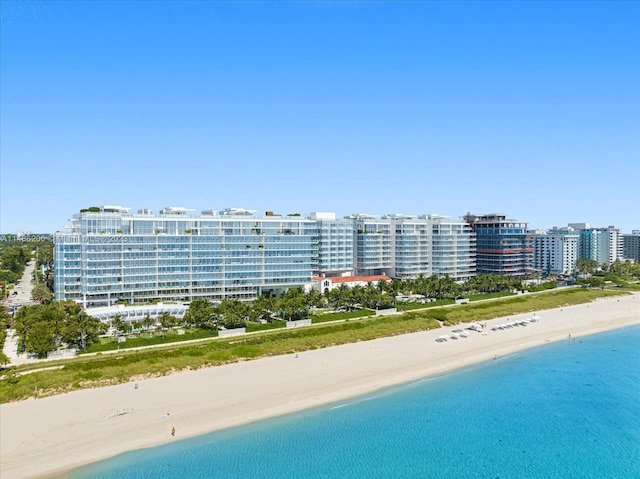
[171,427,175,437]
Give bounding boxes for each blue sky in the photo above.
[1,1,639,234]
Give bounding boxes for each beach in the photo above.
[1,293,639,479]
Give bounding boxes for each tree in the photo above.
[576,276,605,289]
[252,295,275,321]
[0,350,9,367]
[304,288,323,308]
[575,258,599,275]
[217,300,249,328]
[142,314,155,332]
[158,311,178,331]
[63,310,102,350]
[609,259,640,278]
[25,320,57,358]
[50,300,102,350]
[183,299,214,328]
[110,314,125,337]
[13,304,64,358]
[334,284,352,309]
[31,283,53,304]
[278,296,308,321]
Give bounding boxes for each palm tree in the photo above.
[31,283,53,304]
[253,295,275,321]
[110,314,125,337]
[158,311,177,331]
[304,288,323,309]
[63,310,101,350]
[142,314,155,333]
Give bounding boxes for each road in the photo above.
[3,260,37,365]
[5,259,37,312]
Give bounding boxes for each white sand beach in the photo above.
[1,293,639,479]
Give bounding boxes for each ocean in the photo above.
[70,325,640,479]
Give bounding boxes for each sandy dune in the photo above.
[1,293,638,479]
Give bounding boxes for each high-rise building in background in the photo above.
[622,231,640,262]
[571,225,624,266]
[465,213,533,277]
[530,227,579,275]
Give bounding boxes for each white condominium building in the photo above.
[54,206,478,307]
[574,225,624,266]
[351,214,394,277]
[351,213,475,281]
[54,206,314,307]
[531,227,579,275]
[308,212,354,276]
[388,214,475,281]
[429,215,476,281]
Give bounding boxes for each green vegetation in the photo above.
[311,309,373,323]
[526,281,557,293]
[0,312,11,366]
[432,288,626,326]
[396,299,455,311]
[0,288,629,403]
[83,328,220,353]
[14,301,103,357]
[0,237,53,302]
[245,320,287,332]
[0,244,30,296]
[575,258,599,275]
[467,292,515,301]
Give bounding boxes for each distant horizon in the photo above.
[2,2,639,234]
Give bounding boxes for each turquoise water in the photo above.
[71,326,640,479]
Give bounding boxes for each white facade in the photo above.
[352,214,394,277]
[531,227,579,275]
[576,226,624,266]
[311,274,391,294]
[55,206,315,307]
[352,213,475,281]
[308,212,354,276]
[55,206,479,309]
[428,215,476,281]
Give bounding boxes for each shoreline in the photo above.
[1,293,639,479]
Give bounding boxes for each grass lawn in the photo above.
[467,292,516,301]
[83,329,219,353]
[396,299,455,311]
[310,309,373,323]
